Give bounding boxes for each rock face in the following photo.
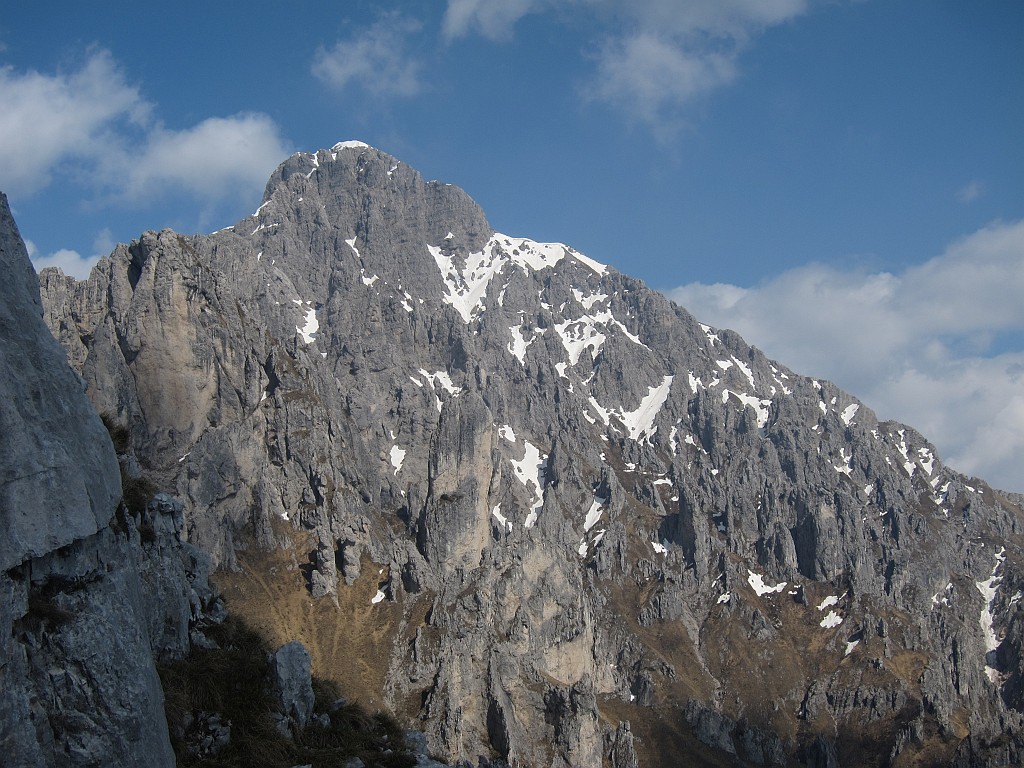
[0,193,219,767]
[38,143,1024,766]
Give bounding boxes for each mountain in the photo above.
[37,142,1024,766]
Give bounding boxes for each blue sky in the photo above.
[2,1,1022,491]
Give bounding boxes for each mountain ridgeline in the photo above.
[38,142,1024,766]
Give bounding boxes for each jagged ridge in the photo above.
[37,143,1024,767]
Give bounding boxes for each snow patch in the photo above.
[820,611,843,629]
[977,547,1006,682]
[332,140,370,151]
[507,437,547,528]
[296,304,319,344]
[747,570,787,597]
[389,445,406,475]
[840,403,860,426]
[817,595,840,611]
[584,497,607,532]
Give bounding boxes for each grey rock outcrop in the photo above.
[270,640,316,734]
[38,144,1024,766]
[0,192,219,767]
[0,194,120,569]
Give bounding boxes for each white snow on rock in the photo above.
[416,369,460,412]
[584,497,607,532]
[508,321,543,364]
[833,449,853,476]
[492,505,511,532]
[651,541,668,555]
[296,304,319,344]
[977,547,1006,682]
[371,589,386,605]
[717,593,731,605]
[554,315,608,365]
[507,437,547,529]
[419,369,461,396]
[918,447,936,475]
[840,403,860,426]
[588,376,674,442]
[932,582,953,608]
[895,430,916,477]
[498,424,517,443]
[571,288,608,309]
[428,233,603,323]
[345,237,361,259]
[333,140,370,152]
[845,640,860,656]
[621,376,673,441]
[721,389,773,429]
[817,595,840,611]
[747,570,787,597]
[389,445,406,475]
[820,611,843,629]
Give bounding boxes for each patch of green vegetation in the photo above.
[158,615,414,768]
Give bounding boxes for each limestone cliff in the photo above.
[39,144,1024,767]
[1,193,218,767]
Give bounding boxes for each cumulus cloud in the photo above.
[0,50,146,196]
[668,220,1024,492]
[0,50,291,208]
[29,247,98,280]
[312,13,424,97]
[116,114,291,203]
[28,228,117,280]
[442,0,809,135]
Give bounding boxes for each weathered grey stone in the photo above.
[0,192,120,571]
[0,192,224,767]
[269,640,315,733]
[35,144,1024,767]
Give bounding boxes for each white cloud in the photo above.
[312,14,424,97]
[442,0,809,135]
[0,50,291,209]
[668,220,1024,493]
[442,0,547,40]
[589,33,737,133]
[0,50,147,196]
[958,179,984,203]
[30,247,100,280]
[116,114,291,204]
[28,227,118,280]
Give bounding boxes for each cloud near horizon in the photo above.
[668,219,1024,493]
[0,51,291,208]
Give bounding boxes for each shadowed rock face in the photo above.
[39,144,1024,767]
[1,194,218,767]
[0,193,120,570]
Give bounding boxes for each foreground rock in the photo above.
[0,192,219,766]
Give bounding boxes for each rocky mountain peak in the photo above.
[35,146,1024,767]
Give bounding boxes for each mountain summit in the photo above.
[38,143,1024,766]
